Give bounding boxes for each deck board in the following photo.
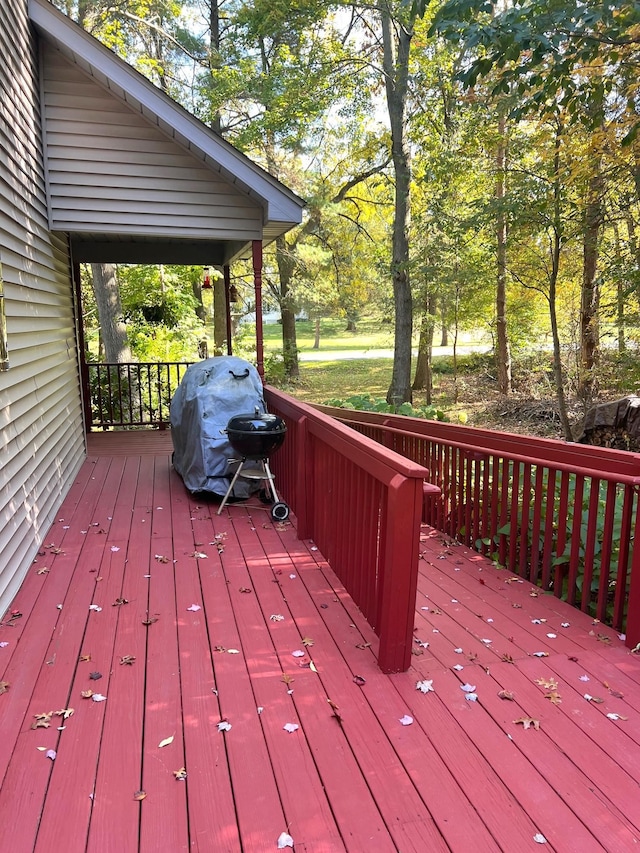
[2,432,640,851]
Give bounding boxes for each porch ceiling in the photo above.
[1,432,639,850]
[28,0,305,266]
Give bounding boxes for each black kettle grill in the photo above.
[217,409,289,520]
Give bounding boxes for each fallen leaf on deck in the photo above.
[355,642,371,650]
[173,767,187,780]
[142,617,158,626]
[529,591,539,597]
[191,551,207,559]
[535,677,558,690]
[218,721,232,732]
[302,637,314,647]
[545,691,562,705]
[609,689,624,699]
[0,681,10,694]
[36,567,49,575]
[411,648,424,656]
[533,833,547,844]
[465,693,478,701]
[514,717,540,730]
[112,598,128,606]
[291,650,305,658]
[453,664,464,672]
[498,690,515,701]
[454,648,463,654]
[532,652,549,658]
[55,708,74,719]
[120,655,136,666]
[227,649,240,655]
[186,604,201,612]
[399,715,414,726]
[277,831,295,849]
[31,713,53,729]
[158,736,174,748]
[416,680,435,695]
[579,675,590,682]
[46,749,56,761]
[89,672,102,680]
[460,683,476,693]
[607,713,628,721]
[283,723,299,733]
[270,614,285,622]
[79,654,91,662]
[155,554,169,563]
[133,791,146,801]
[81,690,94,699]
[309,661,318,673]
[239,587,252,593]
[281,674,295,685]
[353,675,366,686]
[501,654,515,664]
[89,605,102,612]
[91,693,107,702]
[584,694,604,703]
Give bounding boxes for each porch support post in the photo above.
[252,239,265,378]
[72,261,93,432]
[223,264,233,356]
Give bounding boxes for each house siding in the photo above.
[0,0,85,614]
[41,47,264,240]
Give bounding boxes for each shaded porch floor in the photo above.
[1,433,640,852]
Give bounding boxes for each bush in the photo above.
[322,393,448,421]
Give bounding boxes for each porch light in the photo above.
[202,266,212,289]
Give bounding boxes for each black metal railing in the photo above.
[86,362,193,429]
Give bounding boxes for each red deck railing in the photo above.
[311,405,640,651]
[265,387,440,672]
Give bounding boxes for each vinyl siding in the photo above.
[41,47,264,240]
[0,0,85,615]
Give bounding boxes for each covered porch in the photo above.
[1,431,639,852]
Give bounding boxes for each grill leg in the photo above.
[262,460,280,504]
[217,459,246,515]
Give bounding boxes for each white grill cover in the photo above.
[170,356,265,495]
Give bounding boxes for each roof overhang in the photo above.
[28,0,305,265]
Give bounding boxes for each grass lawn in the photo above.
[262,317,398,353]
[288,358,395,403]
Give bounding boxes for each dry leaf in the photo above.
[545,691,562,705]
[238,587,252,594]
[607,713,628,721]
[497,690,515,701]
[31,712,53,729]
[81,690,94,699]
[501,654,515,664]
[281,674,295,685]
[89,672,102,680]
[79,654,91,662]
[173,767,187,780]
[535,677,558,690]
[155,554,169,563]
[120,655,136,666]
[609,689,624,699]
[55,708,74,719]
[514,717,540,730]
[355,642,371,650]
[0,681,10,694]
[133,791,147,801]
[302,637,314,647]
[353,675,366,686]
[597,634,612,644]
[158,736,174,748]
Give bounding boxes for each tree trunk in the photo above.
[612,220,626,353]
[380,2,414,405]
[578,167,604,403]
[412,290,436,404]
[495,111,512,394]
[275,235,299,380]
[314,318,320,349]
[90,263,133,363]
[549,127,573,441]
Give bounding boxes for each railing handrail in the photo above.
[312,406,640,486]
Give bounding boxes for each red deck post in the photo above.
[625,501,640,650]
[377,473,424,673]
[252,240,264,378]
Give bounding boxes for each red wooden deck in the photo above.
[2,433,640,852]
